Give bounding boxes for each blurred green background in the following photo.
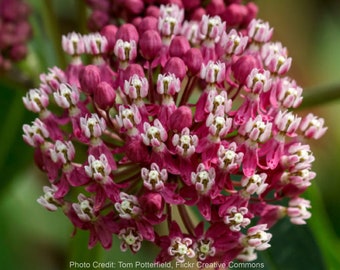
[1,0,340,269]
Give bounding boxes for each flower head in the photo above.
[23,1,326,265]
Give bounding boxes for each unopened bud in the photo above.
[94,82,116,110]
[116,23,139,43]
[169,36,190,58]
[231,55,258,85]
[169,105,193,132]
[139,30,162,60]
[163,57,187,81]
[183,48,203,75]
[100,24,118,52]
[79,65,101,95]
[137,16,158,34]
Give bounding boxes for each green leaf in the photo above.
[262,219,326,270]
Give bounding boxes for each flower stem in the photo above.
[179,76,198,106]
[177,205,195,235]
[166,204,172,231]
[298,83,340,109]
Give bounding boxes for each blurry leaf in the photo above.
[263,219,326,270]
[0,80,34,193]
[0,168,71,270]
[233,218,326,270]
[305,184,340,270]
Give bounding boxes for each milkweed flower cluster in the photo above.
[23,0,327,265]
[0,0,31,71]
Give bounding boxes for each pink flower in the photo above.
[262,42,292,75]
[114,39,137,68]
[247,19,273,43]
[141,119,168,151]
[172,127,198,158]
[223,206,251,232]
[156,222,195,263]
[23,118,49,147]
[53,83,80,109]
[271,77,303,109]
[50,140,75,164]
[141,163,184,204]
[67,194,117,249]
[123,74,149,102]
[40,67,67,94]
[62,32,86,56]
[287,197,312,225]
[157,73,181,103]
[191,163,216,196]
[83,32,108,55]
[158,4,184,44]
[219,29,248,56]
[241,173,268,197]
[200,60,226,85]
[80,113,106,140]
[246,68,272,94]
[37,185,63,211]
[300,113,327,139]
[199,15,226,45]
[118,225,143,253]
[217,142,244,173]
[241,224,272,251]
[23,88,49,113]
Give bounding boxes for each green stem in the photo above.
[298,84,340,109]
[41,0,67,68]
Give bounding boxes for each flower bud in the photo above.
[140,193,163,213]
[243,2,258,26]
[139,30,162,60]
[183,48,203,75]
[132,17,142,28]
[182,0,200,9]
[88,10,109,31]
[79,65,101,95]
[100,24,118,52]
[94,82,116,110]
[145,5,160,18]
[122,63,145,83]
[10,44,27,61]
[124,0,144,14]
[206,0,226,16]
[169,105,193,132]
[163,57,187,81]
[190,7,206,21]
[116,23,139,43]
[231,55,258,85]
[169,36,190,58]
[137,16,158,34]
[222,4,247,26]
